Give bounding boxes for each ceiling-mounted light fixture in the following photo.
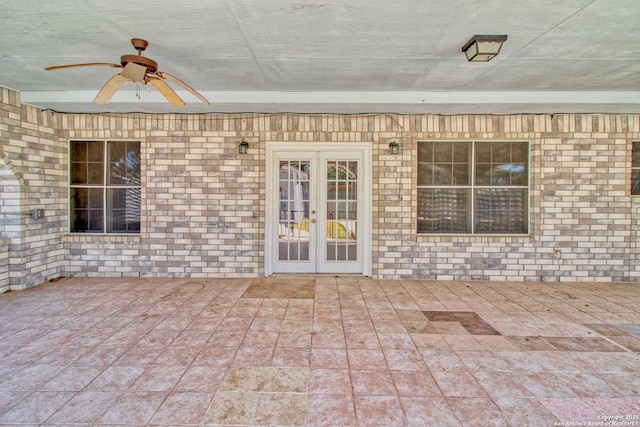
[461,35,508,62]
[389,141,399,154]
[238,141,249,154]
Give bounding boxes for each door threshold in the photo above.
[268,273,366,278]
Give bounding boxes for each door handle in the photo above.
[310,219,316,224]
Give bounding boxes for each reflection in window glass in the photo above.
[475,142,527,186]
[70,187,104,232]
[475,188,527,233]
[417,188,470,233]
[418,141,470,186]
[108,141,141,186]
[108,188,141,232]
[632,142,640,195]
[71,141,104,185]
[278,160,311,261]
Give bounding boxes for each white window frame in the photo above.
[69,140,141,234]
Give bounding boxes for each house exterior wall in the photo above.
[0,88,65,290]
[1,87,640,287]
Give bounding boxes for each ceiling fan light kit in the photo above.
[45,38,209,107]
[120,63,148,82]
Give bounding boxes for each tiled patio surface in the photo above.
[0,276,639,426]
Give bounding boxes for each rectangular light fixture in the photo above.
[389,141,399,154]
[238,141,249,154]
[461,35,508,62]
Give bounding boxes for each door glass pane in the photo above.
[279,160,310,261]
[326,160,358,261]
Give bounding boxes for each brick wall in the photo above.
[2,87,640,285]
[0,238,8,292]
[0,88,65,290]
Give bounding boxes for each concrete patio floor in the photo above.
[0,276,639,426]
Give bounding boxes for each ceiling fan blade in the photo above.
[147,76,186,107]
[94,74,129,104]
[156,71,209,105]
[45,63,122,71]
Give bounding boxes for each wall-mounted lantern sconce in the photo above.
[389,141,399,154]
[238,141,249,154]
[461,35,508,62]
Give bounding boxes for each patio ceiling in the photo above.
[2,0,640,114]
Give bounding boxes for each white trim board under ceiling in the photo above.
[18,90,640,114]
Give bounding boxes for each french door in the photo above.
[266,143,371,275]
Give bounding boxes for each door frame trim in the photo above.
[265,142,372,277]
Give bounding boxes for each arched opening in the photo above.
[0,156,22,292]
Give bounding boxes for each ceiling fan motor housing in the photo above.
[120,39,157,72]
[120,54,158,73]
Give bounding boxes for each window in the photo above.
[632,141,640,195]
[70,140,141,233]
[417,140,529,234]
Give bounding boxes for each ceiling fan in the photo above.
[45,38,209,107]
